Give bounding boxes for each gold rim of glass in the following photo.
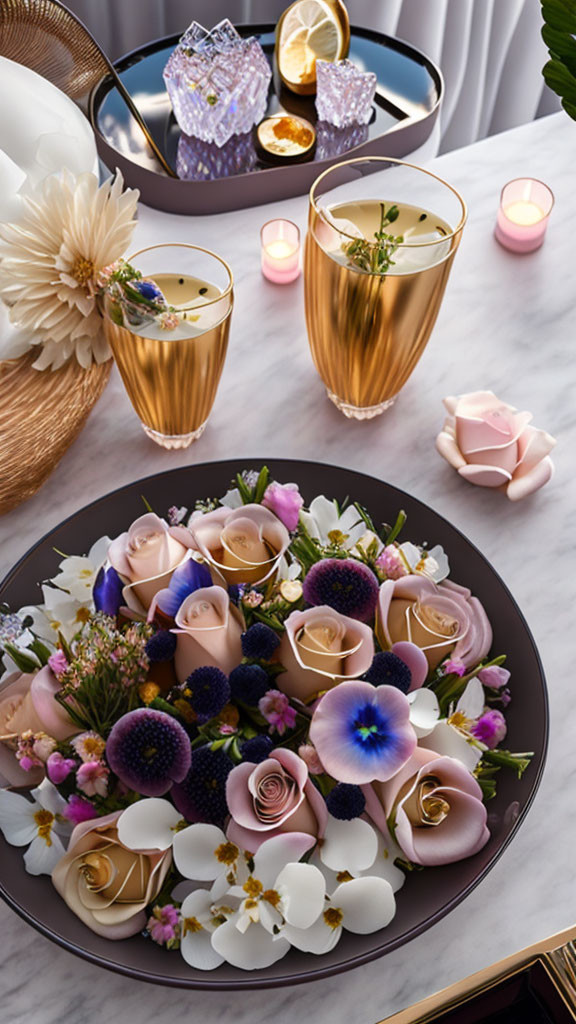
[310,156,468,248]
[127,242,234,311]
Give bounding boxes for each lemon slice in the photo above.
[276,0,350,95]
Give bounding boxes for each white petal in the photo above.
[398,542,420,569]
[298,509,321,542]
[282,914,341,954]
[211,917,290,970]
[180,890,225,970]
[87,535,113,569]
[419,722,483,770]
[253,833,316,890]
[0,789,38,846]
[320,815,378,874]
[275,863,325,929]
[308,496,337,540]
[31,777,69,817]
[117,798,182,851]
[24,831,66,875]
[173,823,229,881]
[456,678,485,720]
[333,876,396,934]
[425,545,450,582]
[366,832,406,893]
[181,889,217,925]
[408,688,440,738]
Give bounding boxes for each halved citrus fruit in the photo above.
[276,0,350,95]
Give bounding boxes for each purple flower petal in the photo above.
[155,559,213,618]
[93,566,124,617]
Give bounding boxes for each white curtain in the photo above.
[67,0,558,154]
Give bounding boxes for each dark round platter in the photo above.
[0,460,548,990]
[91,24,443,214]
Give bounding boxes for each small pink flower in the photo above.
[64,794,97,825]
[18,755,37,772]
[258,690,297,736]
[375,545,408,580]
[47,751,77,784]
[262,482,304,532]
[478,665,511,690]
[16,731,42,769]
[444,657,467,677]
[500,689,511,707]
[72,731,106,762]
[147,904,180,946]
[48,650,68,678]
[298,744,324,775]
[76,760,110,798]
[471,709,507,748]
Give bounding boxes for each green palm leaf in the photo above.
[541,0,576,120]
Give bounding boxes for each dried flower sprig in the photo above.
[343,203,404,275]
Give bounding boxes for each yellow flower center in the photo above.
[75,607,91,624]
[33,808,54,845]
[244,898,259,910]
[448,711,469,731]
[139,682,161,705]
[243,876,263,898]
[72,257,95,286]
[327,529,348,546]
[83,736,106,757]
[215,841,239,866]
[336,870,354,883]
[324,907,343,929]
[183,916,203,935]
[262,889,281,907]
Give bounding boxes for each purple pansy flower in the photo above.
[309,681,417,785]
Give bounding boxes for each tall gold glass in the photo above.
[304,157,467,419]
[102,243,233,448]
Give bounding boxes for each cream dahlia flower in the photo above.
[0,170,139,370]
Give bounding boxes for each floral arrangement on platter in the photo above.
[0,468,532,972]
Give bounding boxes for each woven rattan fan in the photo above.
[0,0,174,176]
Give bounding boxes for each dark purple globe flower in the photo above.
[145,629,177,663]
[106,708,191,797]
[183,666,230,723]
[150,558,212,619]
[363,651,412,693]
[309,681,416,785]
[303,558,379,622]
[172,746,233,825]
[93,565,124,617]
[326,782,366,820]
[241,623,281,661]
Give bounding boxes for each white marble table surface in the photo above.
[1,111,575,1023]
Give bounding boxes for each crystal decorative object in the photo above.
[176,132,258,181]
[163,19,272,148]
[315,59,377,128]
[315,120,369,160]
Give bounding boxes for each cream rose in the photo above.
[173,586,244,682]
[52,811,171,939]
[108,512,189,610]
[0,668,77,785]
[279,606,374,703]
[436,391,556,501]
[376,576,492,672]
[184,504,290,585]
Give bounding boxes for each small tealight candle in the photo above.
[261,219,301,283]
[495,178,554,253]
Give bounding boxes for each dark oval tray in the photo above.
[91,24,442,214]
[0,459,547,990]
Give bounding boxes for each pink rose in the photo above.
[278,605,374,703]
[226,747,328,852]
[108,512,189,610]
[261,482,304,531]
[0,668,77,786]
[172,586,244,682]
[478,665,510,690]
[376,576,492,673]
[436,391,556,501]
[174,504,290,586]
[367,747,489,866]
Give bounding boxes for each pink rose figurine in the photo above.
[368,747,489,866]
[108,512,189,610]
[261,482,304,531]
[377,576,492,673]
[436,391,556,501]
[278,605,374,703]
[172,586,244,682]
[226,747,328,852]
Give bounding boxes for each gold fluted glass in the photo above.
[102,244,233,448]
[304,158,467,419]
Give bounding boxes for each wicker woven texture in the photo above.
[0,0,174,173]
[0,353,111,514]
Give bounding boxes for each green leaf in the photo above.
[141,494,154,513]
[543,57,576,101]
[252,466,270,504]
[28,639,53,666]
[235,472,253,504]
[3,642,40,673]
[541,0,576,33]
[383,509,407,545]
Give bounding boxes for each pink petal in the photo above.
[515,425,556,473]
[507,456,554,501]
[458,464,512,488]
[397,789,489,866]
[30,667,77,741]
[391,642,429,691]
[435,430,467,470]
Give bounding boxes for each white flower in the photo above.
[0,170,138,370]
[397,542,450,583]
[408,687,440,738]
[313,815,405,894]
[219,488,243,510]
[117,797,183,851]
[49,536,111,603]
[0,777,70,875]
[419,678,486,770]
[300,496,366,550]
[281,876,396,955]
[19,585,91,645]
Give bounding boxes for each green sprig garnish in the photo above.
[344,203,404,275]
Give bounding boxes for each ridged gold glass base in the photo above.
[327,389,397,419]
[142,420,208,449]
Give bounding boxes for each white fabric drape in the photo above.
[67,0,558,154]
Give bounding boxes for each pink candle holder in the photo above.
[261,219,301,283]
[495,178,554,254]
